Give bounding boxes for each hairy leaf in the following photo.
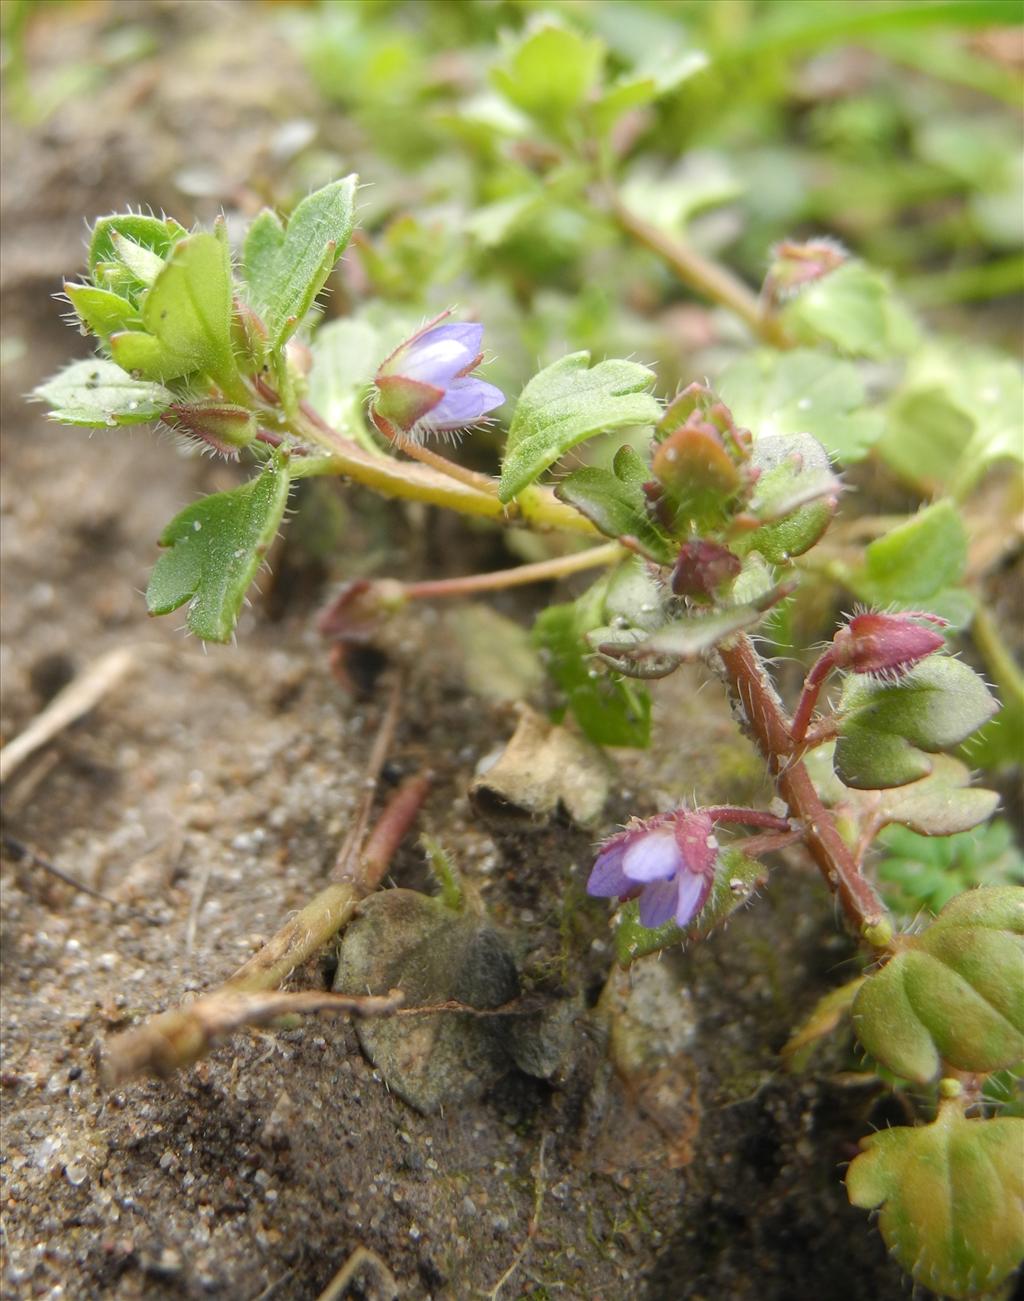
[111,232,237,384]
[33,359,173,427]
[499,352,660,502]
[146,452,291,642]
[834,656,997,789]
[847,1104,1024,1299]
[556,445,674,563]
[242,176,358,349]
[852,885,1024,1081]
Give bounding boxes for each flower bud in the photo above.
[670,539,742,598]
[765,237,848,302]
[832,611,947,677]
[165,402,257,457]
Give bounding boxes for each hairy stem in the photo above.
[717,634,890,938]
[402,541,623,600]
[292,400,596,534]
[610,195,793,348]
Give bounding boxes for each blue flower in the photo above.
[372,312,504,441]
[587,808,718,929]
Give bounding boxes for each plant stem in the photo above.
[292,400,596,534]
[610,195,793,348]
[790,648,838,745]
[716,634,890,938]
[402,541,624,600]
[372,409,500,496]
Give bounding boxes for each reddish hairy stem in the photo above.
[790,648,838,745]
[706,806,792,832]
[717,635,889,937]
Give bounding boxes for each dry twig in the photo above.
[0,646,136,784]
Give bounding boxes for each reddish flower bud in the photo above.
[832,611,947,677]
[671,539,741,598]
[765,237,848,302]
[165,401,257,457]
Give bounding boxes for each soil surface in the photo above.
[2,6,928,1299]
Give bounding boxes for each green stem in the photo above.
[401,541,623,600]
[609,194,793,348]
[289,403,598,534]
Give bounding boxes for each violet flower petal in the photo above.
[638,879,679,928]
[622,828,681,883]
[674,870,711,927]
[419,378,504,431]
[587,842,631,898]
[414,322,484,355]
[398,337,475,387]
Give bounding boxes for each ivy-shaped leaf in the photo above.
[32,359,174,427]
[852,885,1024,1082]
[146,452,291,643]
[834,656,998,790]
[556,445,674,563]
[735,432,838,562]
[850,499,967,607]
[242,176,358,349]
[847,1103,1024,1299]
[491,22,604,137]
[614,848,766,964]
[717,348,883,463]
[781,260,919,359]
[499,352,660,503]
[806,746,1000,841]
[533,572,652,748]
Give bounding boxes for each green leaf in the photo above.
[876,345,1024,497]
[109,231,166,286]
[614,848,767,964]
[619,601,777,663]
[781,261,919,359]
[117,232,237,384]
[835,656,998,790]
[852,886,1024,1082]
[146,452,291,643]
[809,746,1000,842]
[242,176,357,349]
[306,316,383,451]
[32,359,174,427]
[534,574,652,748]
[556,445,674,563]
[851,500,967,606]
[736,432,838,562]
[499,352,660,503]
[87,213,186,280]
[878,820,1024,918]
[63,283,141,337]
[847,1104,1024,1300]
[592,50,708,135]
[492,22,604,135]
[716,348,884,463]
